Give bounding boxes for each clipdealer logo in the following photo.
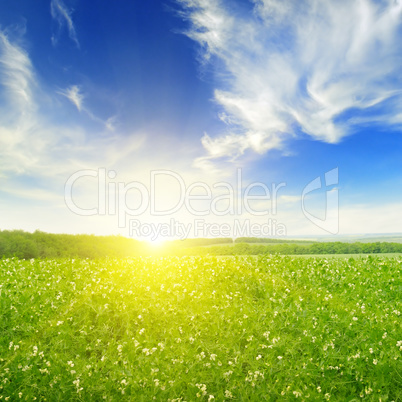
[301,168,339,235]
[64,168,286,223]
[64,168,339,237]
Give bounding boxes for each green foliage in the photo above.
[180,241,402,256]
[0,230,142,259]
[167,237,234,247]
[0,256,401,400]
[2,230,402,259]
[234,237,312,244]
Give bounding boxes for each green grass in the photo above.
[0,255,401,400]
[292,253,402,259]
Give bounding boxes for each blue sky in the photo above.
[1,0,402,239]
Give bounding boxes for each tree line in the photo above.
[234,237,312,244]
[179,241,402,256]
[1,230,402,259]
[0,230,142,259]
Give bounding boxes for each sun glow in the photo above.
[147,237,166,247]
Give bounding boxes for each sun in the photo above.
[147,237,166,247]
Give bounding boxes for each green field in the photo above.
[291,253,402,259]
[1,255,401,400]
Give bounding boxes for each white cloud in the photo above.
[0,31,137,179]
[0,30,215,204]
[0,31,35,110]
[179,0,402,161]
[57,85,118,131]
[50,0,80,47]
[105,116,117,132]
[58,85,84,111]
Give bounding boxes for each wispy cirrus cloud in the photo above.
[58,84,84,111]
[50,0,80,47]
[0,31,35,110]
[0,30,134,179]
[0,28,200,207]
[178,0,402,164]
[0,31,75,176]
[57,84,117,130]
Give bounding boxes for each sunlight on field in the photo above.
[0,255,401,400]
[147,237,166,247]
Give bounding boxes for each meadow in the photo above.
[0,255,401,400]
